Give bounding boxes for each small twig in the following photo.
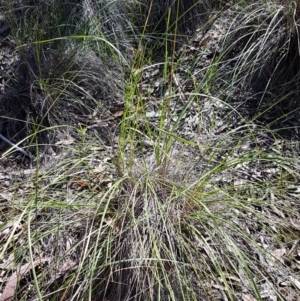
[0,133,33,159]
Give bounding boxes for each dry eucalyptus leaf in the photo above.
[270,248,286,264]
[0,258,50,301]
[55,138,75,145]
[290,218,300,230]
[242,294,257,301]
[289,276,300,290]
[112,110,124,117]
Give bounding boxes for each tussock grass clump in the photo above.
[222,0,300,99]
[131,0,229,52]
[136,0,208,35]
[0,0,133,152]
[2,135,296,300]
[213,0,300,139]
[1,0,214,152]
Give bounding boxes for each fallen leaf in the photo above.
[146,111,160,118]
[112,110,123,117]
[0,220,22,241]
[90,146,105,151]
[55,138,74,145]
[104,216,122,234]
[289,276,300,290]
[242,294,257,301]
[1,258,50,301]
[270,248,286,264]
[290,218,300,230]
[270,205,285,218]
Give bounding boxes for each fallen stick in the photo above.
[0,134,33,159]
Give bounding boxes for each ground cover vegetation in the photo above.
[0,0,300,300]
